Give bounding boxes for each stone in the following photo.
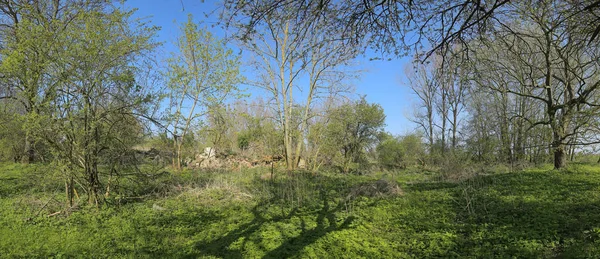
[204,147,215,158]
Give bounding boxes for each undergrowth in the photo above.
[1,162,600,258]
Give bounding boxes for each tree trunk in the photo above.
[451,113,457,150]
[176,141,182,170]
[553,143,566,169]
[87,161,100,206]
[65,175,74,209]
[22,135,35,163]
[428,110,434,155]
[441,113,446,157]
[284,124,293,170]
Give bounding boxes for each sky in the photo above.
[125,0,418,135]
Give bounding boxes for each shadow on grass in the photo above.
[194,177,356,259]
[192,201,299,259]
[451,170,600,258]
[261,189,356,259]
[407,181,458,192]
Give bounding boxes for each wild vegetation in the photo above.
[3,162,600,257]
[2,0,600,258]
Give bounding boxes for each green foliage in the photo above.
[0,1,161,203]
[324,97,386,173]
[377,133,425,169]
[4,162,600,257]
[233,112,282,158]
[0,112,25,162]
[237,131,252,151]
[165,14,243,169]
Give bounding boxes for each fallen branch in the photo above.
[30,194,58,220]
[47,211,62,217]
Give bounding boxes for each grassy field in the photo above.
[1,163,600,258]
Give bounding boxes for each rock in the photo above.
[152,204,166,211]
[204,147,215,158]
[298,158,306,169]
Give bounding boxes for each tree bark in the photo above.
[22,135,35,163]
[553,143,566,169]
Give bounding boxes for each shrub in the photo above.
[377,133,425,170]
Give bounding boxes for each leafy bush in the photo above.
[377,133,425,169]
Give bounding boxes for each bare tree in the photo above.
[226,2,357,170]
[406,59,439,155]
[469,1,600,168]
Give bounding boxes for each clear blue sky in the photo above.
[125,0,418,135]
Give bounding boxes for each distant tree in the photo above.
[326,98,386,173]
[376,133,404,169]
[0,105,25,162]
[406,60,439,155]
[225,1,357,170]
[377,133,425,169]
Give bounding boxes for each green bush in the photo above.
[377,133,425,170]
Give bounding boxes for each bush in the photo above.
[377,133,425,170]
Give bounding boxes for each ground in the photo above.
[1,162,600,258]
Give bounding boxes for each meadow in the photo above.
[1,163,600,258]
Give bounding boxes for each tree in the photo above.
[0,102,25,162]
[377,133,425,169]
[223,0,600,62]
[0,0,101,163]
[326,98,386,173]
[406,60,439,156]
[225,1,357,170]
[407,50,467,161]
[165,15,242,170]
[376,133,403,169]
[0,1,158,206]
[49,6,158,206]
[467,1,600,168]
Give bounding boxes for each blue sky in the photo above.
[125,0,417,135]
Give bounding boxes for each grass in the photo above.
[1,162,600,258]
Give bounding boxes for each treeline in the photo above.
[222,0,600,170]
[155,97,423,173]
[406,1,600,169]
[0,1,411,208]
[1,0,600,208]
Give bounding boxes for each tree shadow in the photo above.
[193,199,299,259]
[194,185,356,258]
[451,170,600,257]
[261,189,356,258]
[406,181,458,192]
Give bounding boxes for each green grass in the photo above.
[1,162,600,258]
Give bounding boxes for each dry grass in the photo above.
[176,178,253,205]
[346,179,403,200]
